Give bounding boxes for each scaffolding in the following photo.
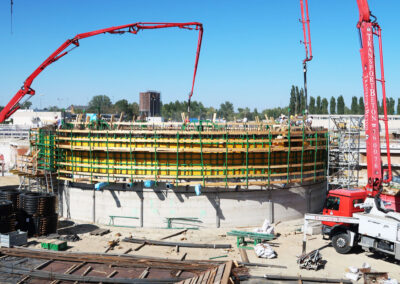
[14,120,329,189]
[328,116,362,190]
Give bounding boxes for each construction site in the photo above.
[0,1,399,283]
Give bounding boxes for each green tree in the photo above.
[309,96,316,114]
[388,97,395,115]
[21,101,32,109]
[295,86,301,114]
[289,86,296,115]
[337,95,345,114]
[358,97,365,115]
[316,96,321,114]
[397,98,400,115]
[330,97,336,114]
[88,95,112,113]
[299,88,305,113]
[351,96,358,114]
[114,99,131,116]
[217,101,235,121]
[321,98,329,114]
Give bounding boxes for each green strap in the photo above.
[286,118,291,184]
[246,132,249,188]
[70,129,74,180]
[154,130,158,185]
[314,132,318,182]
[268,128,271,187]
[176,132,179,187]
[89,130,93,183]
[106,131,110,183]
[300,116,305,183]
[225,132,228,187]
[198,129,205,187]
[129,126,133,183]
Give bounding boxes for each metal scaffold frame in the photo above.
[327,116,362,190]
[13,120,329,189]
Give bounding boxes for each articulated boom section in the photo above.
[357,0,392,192]
[0,22,203,123]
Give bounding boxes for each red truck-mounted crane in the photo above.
[300,0,400,259]
[0,22,203,123]
[299,0,395,207]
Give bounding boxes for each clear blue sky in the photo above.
[0,0,399,111]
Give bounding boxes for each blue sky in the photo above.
[0,0,399,111]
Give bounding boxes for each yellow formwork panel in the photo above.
[47,126,328,187]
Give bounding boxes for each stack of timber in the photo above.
[16,121,328,188]
[0,247,240,283]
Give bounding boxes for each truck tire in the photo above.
[332,232,352,254]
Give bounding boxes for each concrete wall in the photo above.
[59,181,327,228]
[10,110,61,126]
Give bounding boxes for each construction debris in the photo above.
[122,237,232,249]
[297,249,324,270]
[90,228,110,236]
[254,243,276,259]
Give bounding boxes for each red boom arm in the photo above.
[299,0,313,113]
[0,22,203,123]
[356,0,392,191]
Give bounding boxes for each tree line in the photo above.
[1,88,399,122]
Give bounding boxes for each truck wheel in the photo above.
[332,232,352,254]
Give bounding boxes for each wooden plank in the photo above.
[138,267,150,279]
[239,249,249,263]
[107,270,118,278]
[201,270,211,284]
[206,268,217,284]
[220,261,233,284]
[213,264,225,284]
[176,253,188,277]
[81,266,92,276]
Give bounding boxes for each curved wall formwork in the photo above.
[16,122,328,227]
[31,122,328,188]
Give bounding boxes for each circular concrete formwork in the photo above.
[59,180,327,228]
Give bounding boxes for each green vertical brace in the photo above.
[314,132,318,182]
[300,116,305,183]
[70,129,74,180]
[106,131,110,183]
[129,128,133,183]
[176,132,180,187]
[224,132,228,187]
[286,116,291,184]
[154,130,158,185]
[198,129,205,187]
[89,130,93,183]
[324,131,328,176]
[252,134,256,175]
[261,137,265,176]
[246,132,249,188]
[268,128,272,187]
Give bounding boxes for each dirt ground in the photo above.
[1,176,399,282]
[27,218,399,283]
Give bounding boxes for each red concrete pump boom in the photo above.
[299,0,313,112]
[0,22,203,123]
[356,0,392,192]
[299,0,392,193]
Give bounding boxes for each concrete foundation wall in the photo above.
[59,181,327,228]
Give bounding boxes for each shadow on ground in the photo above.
[57,223,99,235]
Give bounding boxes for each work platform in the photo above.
[22,120,328,188]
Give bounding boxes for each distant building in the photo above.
[66,105,89,114]
[139,91,161,117]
